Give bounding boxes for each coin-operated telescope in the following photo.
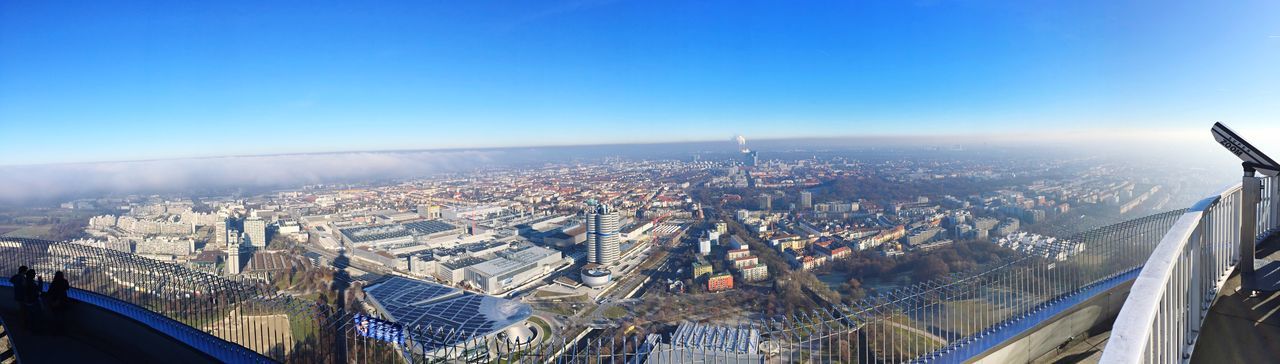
[1212,122,1280,293]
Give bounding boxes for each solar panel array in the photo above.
[403,220,459,235]
[340,224,412,243]
[364,276,532,353]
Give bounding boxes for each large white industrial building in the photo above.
[464,246,564,295]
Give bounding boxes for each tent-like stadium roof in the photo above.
[363,276,532,353]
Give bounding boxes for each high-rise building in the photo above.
[244,216,267,248]
[743,150,759,167]
[226,230,242,275]
[585,204,621,265]
[757,194,772,211]
[214,214,229,246]
[799,191,813,209]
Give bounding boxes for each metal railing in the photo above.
[0,312,16,364]
[1102,175,1280,364]
[0,207,1193,364]
[0,238,322,362]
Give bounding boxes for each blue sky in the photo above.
[1,0,1278,165]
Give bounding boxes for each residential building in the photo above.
[245,216,267,248]
[708,273,734,292]
[214,215,228,246]
[739,264,769,282]
[692,259,713,280]
[731,256,758,269]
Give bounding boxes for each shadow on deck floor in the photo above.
[0,286,216,364]
[1190,232,1280,363]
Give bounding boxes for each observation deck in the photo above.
[0,286,218,363]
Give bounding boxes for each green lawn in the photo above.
[864,314,946,359]
[537,301,587,317]
[527,316,553,341]
[1,225,52,238]
[603,305,628,319]
[937,299,1000,336]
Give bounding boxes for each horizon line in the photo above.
[0,127,1212,168]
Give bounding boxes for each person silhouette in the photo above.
[46,271,69,310]
[8,266,27,303]
[21,269,41,332]
[22,269,38,303]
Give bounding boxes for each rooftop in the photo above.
[498,246,559,263]
[440,256,487,270]
[467,257,534,276]
[339,224,412,243]
[243,251,294,272]
[403,220,460,235]
[669,322,760,354]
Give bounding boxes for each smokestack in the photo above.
[735,135,749,153]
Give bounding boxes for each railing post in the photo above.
[1241,171,1261,293]
[1186,220,1202,358]
[1270,177,1280,231]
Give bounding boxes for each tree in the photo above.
[49,219,87,241]
[842,278,867,301]
[913,256,950,282]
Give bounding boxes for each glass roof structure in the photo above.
[363,276,532,353]
[339,224,413,243]
[403,220,460,235]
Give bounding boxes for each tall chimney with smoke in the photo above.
[735,135,749,153]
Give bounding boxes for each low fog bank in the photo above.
[0,150,503,204]
[1,128,1268,205]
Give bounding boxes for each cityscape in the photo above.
[0,138,1240,362]
[1,1,1277,363]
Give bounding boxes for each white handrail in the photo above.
[1101,177,1277,364]
[1102,210,1206,363]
